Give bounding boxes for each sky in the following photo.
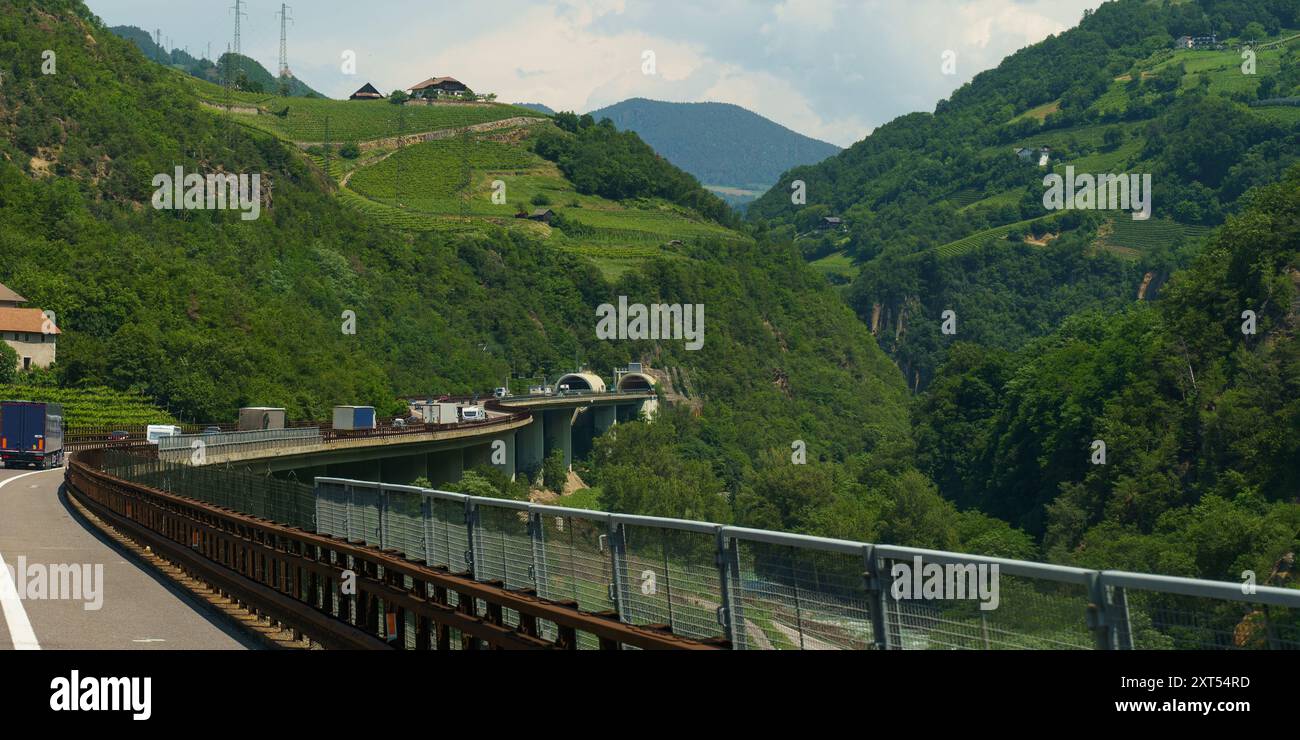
[87,0,1107,147]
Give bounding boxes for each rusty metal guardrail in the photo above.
[65,448,720,650]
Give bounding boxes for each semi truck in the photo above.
[238,407,286,431]
[0,401,65,469]
[332,406,376,431]
[410,402,459,424]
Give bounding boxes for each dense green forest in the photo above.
[914,166,1300,578]
[586,98,841,192]
[750,0,1300,389]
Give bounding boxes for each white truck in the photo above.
[146,424,183,445]
[411,402,461,424]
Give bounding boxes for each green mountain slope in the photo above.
[749,0,1300,389]
[914,165,1300,580]
[588,98,841,194]
[108,24,324,97]
[0,0,987,553]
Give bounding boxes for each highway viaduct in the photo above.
[196,391,656,487]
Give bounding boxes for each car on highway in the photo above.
[202,426,221,435]
[108,430,130,441]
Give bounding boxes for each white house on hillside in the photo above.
[0,281,59,371]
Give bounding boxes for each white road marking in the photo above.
[0,467,65,650]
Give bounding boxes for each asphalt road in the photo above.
[0,464,253,650]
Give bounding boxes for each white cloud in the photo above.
[87,0,1106,148]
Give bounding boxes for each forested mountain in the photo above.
[109,24,323,97]
[914,166,1300,578]
[749,0,1300,389]
[0,0,1027,557]
[4,0,1295,581]
[736,0,1300,580]
[587,98,841,194]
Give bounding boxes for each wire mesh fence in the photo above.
[157,427,322,462]
[724,528,875,650]
[103,448,316,530]
[614,515,727,642]
[471,498,535,591]
[93,456,1300,650]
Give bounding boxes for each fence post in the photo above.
[1112,585,1134,650]
[344,483,354,543]
[720,534,746,649]
[607,520,630,623]
[463,498,479,579]
[863,545,891,650]
[528,510,547,598]
[421,495,433,568]
[1087,572,1116,650]
[378,485,389,552]
[714,529,738,648]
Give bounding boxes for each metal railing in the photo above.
[70,449,712,650]
[104,447,317,530]
[158,427,323,461]
[316,478,1300,650]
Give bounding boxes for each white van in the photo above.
[146,424,184,445]
[459,406,486,423]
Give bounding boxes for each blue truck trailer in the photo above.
[0,401,65,469]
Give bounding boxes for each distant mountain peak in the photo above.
[586,98,840,199]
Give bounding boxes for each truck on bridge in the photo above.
[0,400,65,469]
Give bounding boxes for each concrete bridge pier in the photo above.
[491,433,516,480]
[382,453,428,486]
[516,417,544,479]
[542,409,573,471]
[426,449,464,488]
[325,459,383,482]
[616,402,645,423]
[592,405,617,435]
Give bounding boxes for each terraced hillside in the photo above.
[179,71,745,279]
[0,385,174,427]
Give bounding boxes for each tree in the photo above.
[542,448,567,495]
[1102,126,1124,151]
[0,342,17,384]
